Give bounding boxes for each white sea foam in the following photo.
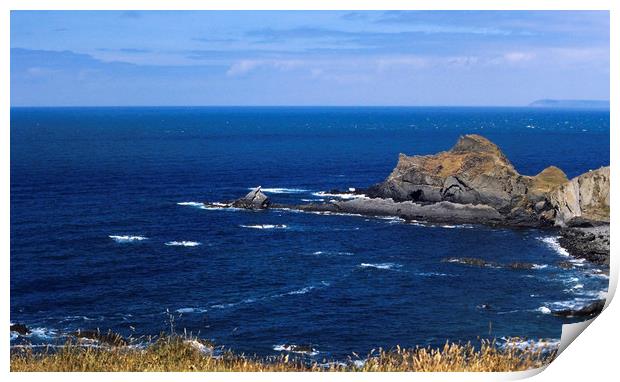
[416,272,450,277]
[175,307,208,314]
[273,344,319,356]
[184,339,212,354]
[312,191,367,200]
[177,202,204,207]
[532,264,548,270]
[537,306,552,314]
[499,337,560,352]
[359,263,402,271]
[109,235,148,243]
[239,224,288,229]
[178,201,242,211]
[301,198,325,202]
[211,282,329,309]
[165,241,202,247]
[537,236,570,256]
[312,250,354,256]
[255,187,309,194]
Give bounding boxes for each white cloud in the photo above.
[226,59,304,77]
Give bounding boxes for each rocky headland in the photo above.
[210,134,610,269]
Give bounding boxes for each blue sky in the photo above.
[10,11,609,106]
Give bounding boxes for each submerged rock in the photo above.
[232,186,270,209]
[507,262,537,270]
[442,257,499,268]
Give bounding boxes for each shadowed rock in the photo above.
[552,299,605,318]
[10,323,30,335]
[232,186,270,209]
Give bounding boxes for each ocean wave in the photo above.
[377,216,406,224]
[239,224,288,229]
[178,201,242,211]
[254,187,309,194]
[532,264,548,270]
[537,236,570,257]
[416,272,450,277]
[301,198,325,202]
[311,250,354,256]
[306,211,364,217]
[312,191,367,200]
[498,337,560,352]
[211,283,329,309]
[165,241,202,247]
[537,306,552,314]
[359,262,402,271]
[109,235,148,243]
[177,202,204,207]
[273,344,319,356]
[175,307,208,314]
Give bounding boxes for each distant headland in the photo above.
[528,99,609,109]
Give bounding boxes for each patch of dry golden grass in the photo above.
[10,336,555,372]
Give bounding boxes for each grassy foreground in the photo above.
[10,335,555,372]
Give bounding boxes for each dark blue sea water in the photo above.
[10,107,609,358]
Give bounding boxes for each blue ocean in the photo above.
[10,107,610,359]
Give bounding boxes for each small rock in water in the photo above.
[10,323,30,335]
[232,186,270,209]
[507,262,535,270]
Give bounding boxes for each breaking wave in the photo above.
[109,235,148,243]
[239,224,288,229]
[359,262,402,271]
[165,241,201,247]
[254,187,309,194]
[537,236,570,257]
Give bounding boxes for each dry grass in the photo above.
[10,335,555,372]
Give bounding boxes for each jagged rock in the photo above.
[365,135,569,226]
[552,299,605,318]
[232,186,270,209]
[548,166,610,226]
[558,225,610,265]
[10,323,30,335]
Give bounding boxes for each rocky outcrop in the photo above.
[293,197,504,225]
[558,225,610,265]
[10,323,30,335]
[548,167,610,227]
[364,135,571,226]
[551,299,605,318]
[232,187,270,209]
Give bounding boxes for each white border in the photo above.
[2,1,616,381]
